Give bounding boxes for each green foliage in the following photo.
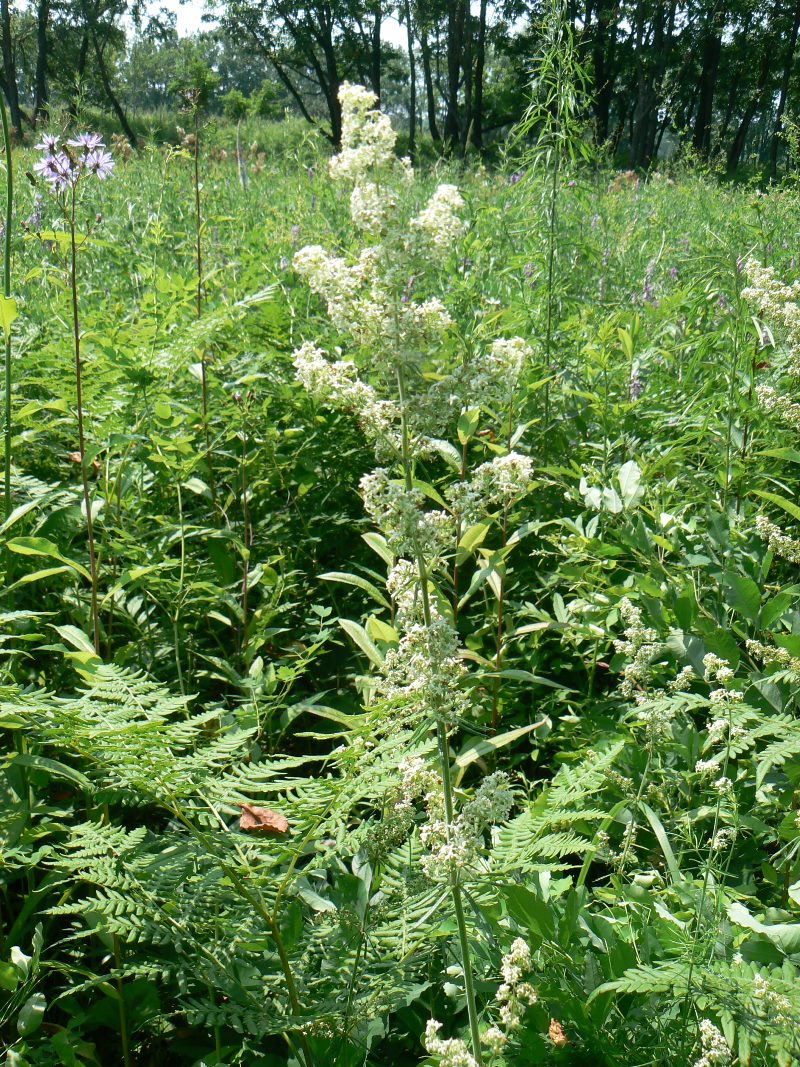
[3,98,800,1067]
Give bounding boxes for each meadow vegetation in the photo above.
[2,74,800,1067]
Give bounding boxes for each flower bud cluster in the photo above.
[424,1020,478,1067]
[411,184,468,251]
[752,973,792,1026]
[746,639,800,671]
[378,615,468,730]
[361,470,454,559]
[692,1019,731,1067]
[755,515,800,562]
[397,756,513,879]
[292,342,398,444]
[614,597,660,698]
[496,938,538,1030]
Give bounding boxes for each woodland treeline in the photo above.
[3,0,800,172]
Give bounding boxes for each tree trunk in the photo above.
[403,0,416,158]
[90,25,137,146]
[591,0,616,143]
[443,0,465,146]
[0,0,22,135]
[419,25,440,141]
[33,0,50,124]
[692,16,722,155]
[370,3,381,104]
[470,0,487,152]
[725,25,776,172]
[459,6,473,155]
[767,0,800,179]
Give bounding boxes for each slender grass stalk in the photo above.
[69,184,101,654]
[396,364,483,1066]
[239,400,251,654]
[0,91,12,520]
[191,109,218,520]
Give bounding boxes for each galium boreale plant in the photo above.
[291,82,537,1065]
[29,132,114,654]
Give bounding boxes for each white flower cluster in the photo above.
[427,337,532,423]
[754,385,800,430]
[692,1019,731,1067]
[703,653,735,685]
[424,1020,478,1067]
[411,184,468,251]
[293,241,452,349]
[329,82,399,185]
[361,469,454,559]
[416,771,516,875]
[742,258,800,374]
[614,597,660,699]
[668,665,696,692]
[474,453,533,505]
[710,826,737,852]
[398,757,513,879]
[496,938,538,1030]
[292,342,397,443]
[755,514,800,562]
[747,639,800,671]
[753,972,792,1025]
[445,452,533,526]
[379,617,469,728]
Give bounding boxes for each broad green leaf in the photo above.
[754,490,800,524]
[455,720,546,770]
[320,571,390,608]
[458,408,480,445]
[51,624,96,655]
[362,532,393,567]
[7,537,90,581]
[17,992,46,1037]
[723,572,760,623]
[366,616,398,644]
[337,618,383,667]
[617,460,643,507]
[0,294,16,339]
[7,753,92,792]
[727,901,800,954]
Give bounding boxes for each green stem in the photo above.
[70,184,100,654]
[0,91,11,520]
[396,365,483,1065]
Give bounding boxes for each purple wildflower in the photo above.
[670,266,679,281]
[34,133,59,152]
[524,262,534,280]
[84,149,114,180]
[33,152,77,190]
[67,132,105,153]
[509,170,525,185]
[567,179,577,187]
[291,224,300,244]
[629,367,642,401]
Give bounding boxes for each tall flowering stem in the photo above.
[291,83,534,1064]
[68,182,100,654]
[0,90,12,520]
[32,133,115,652]
[396,362,484,1062]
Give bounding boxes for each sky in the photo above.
[152,0,408,45]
